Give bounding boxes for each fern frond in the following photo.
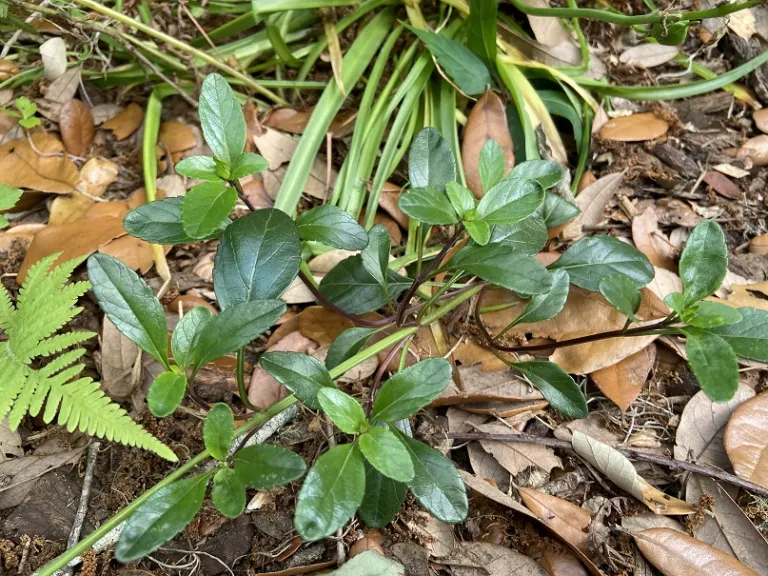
[32,330,96,358]
[0,343,27,421]
[8,371,39,429]
[38,348,87,378]
[0,284,13,330]
[29,363,85,418]
[45,378,178,462]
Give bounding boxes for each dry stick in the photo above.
[444,431,768,498]
[62,442,101,575]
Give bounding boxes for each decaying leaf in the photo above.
[442,542,549,576]
[599,113,669,142]
[724,392,768,487]
[590,344,656,412]
[572,431,694,514]
[0,447,85,509]
[58,99,95,156]
[749,234,768,255]
[253,126,299,170]
[101,103,144,140]
[539,553,589,576]
[101,317,140,398]
[0,419,23,464]
[722,283,768,311]
[619,43,679,68]
[736,135,768,166]
[378,183,409,229]
[633,528,759,576]
[519,488,591,552]
[632,206,676,271]
[49,158,119,225]
[405,511,454,558]
[562,171,625,239]
[622,513,685,533]
[435,366,543,407]
[44,66,82,106]
[0,134,80,193]
[477,421,562,476]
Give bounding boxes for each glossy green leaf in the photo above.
[599,274,641,319]
[467,0,498,72]
[171,307,212,369]
[465,219,491,246]
[296,205,368,250]
[146,371,187,418]
[199,73,246,165]
[682,301,742,329]
[539,192,580,228]
[230,152,268,179]
[233,443,306,489]
[664,292,685,315]
[124,198,226,245]
[359,426,414,482]
[115,473,209,562]
[446,181,476,217]
[708,307,768,362]
[259,351,335,409]
[476,178,545,225]
[399,186,458,225]
[449,244,553,295]
[211,467,245,518]
[295,444,365,541]
[325,327,377,370]
[549,235,654,292]
[214,208,301,308]
[478,138,506,193]
[680,220,727,306]
[317,388,367,435]
[319,255,410,315]
[398,434,467,523]
[515,362,588,419]
[510,160,566,189]
[489,215,548,254]
[361,224,390,286]
[684,327,739,402]
[204,403,234,461]
[407,26,492,95]
[539,90,583,152]
[88,254,169,365]
[408,127,457,191]
[181,181,237,239]
[174,156,221,181]
[193,300,285,369]
[372,358,452,422]
[512,269,569,326]
[358,461,407,528]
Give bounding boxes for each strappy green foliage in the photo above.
[0,254,177,462]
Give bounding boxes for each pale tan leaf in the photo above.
[264,107,312,133]
[58,99,94,157]
[478,421,562,476]
[405,511,454,557]
[312,346,377,383]
[590,344,656,412]
[252,126,298,170]
[724,392,768,487]
[100,233,154,274]
[555,414,621,446]
[435,366,543,407]
[0,448,85,509]
[519,488,591,552]
[324,19,345,96]
[563,171,625,239]
[101,103,143,141]
[158,121,197,154]
[0,134,80,193]
[468,442,511,491]
[101,317,140,398]
[572,431,694,514]
[0,60,20,81]
[619,44,679,68]
[445,542,549,576]
[748,234,768,254]
[723,283,768,311]
[646,267,682,302]
[539,553,589,576]
[674,384,755,469]
[90,103,123,126]
[298,306,355,345]
[633,528,759,576]
[0,419,23,464]
[308,249,357,274]
[632,206,676,270]
[280,275,318,304]
[599,113,669,142]
[551,329,657,375]
[45,66,82,105]
[49,158,119,225]
[736,135,768,166]
[754,109,768,134]
[40,37,67,81]
[622,513,685,533]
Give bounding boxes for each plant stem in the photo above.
[229,179,256,212]
[236,347,260,412]
[365,335,412,417]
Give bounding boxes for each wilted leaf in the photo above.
[520,488,591,552]
[102,103,144,140]
[477,421,561,476]
[619,44,679,68]
[724,392,768,487]
[101,316,140,398]
[632,206,676,271]
[49,158,119,225]
[58,99,94,157]
[563,171,624,239]
[0,134,80,193]
[599,113,669,142]
[590,344,656,412]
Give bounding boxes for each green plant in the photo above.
[0,254,175,461]
[14,95,39,129]
[0,184,22,228]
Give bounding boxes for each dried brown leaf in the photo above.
[405,511,454,558]
[378,183,409,229]
[253,127,298,170]
[632,206,676,270]
[563,171,625,238]
[45,66,82,106]
[724,392,768,487]
[101,317,140,398]
[619,44,679,68]
[0,59,20,81]
[0,420,23,464]
[0,448,85,509]
[622,513,685,533]
[58,99,94,156]
[704,171,742,200]
[519,488,591,552]
[49,158,119,225]
[749,234,768,254]
[722,283,768,311]
[436,366,542,407]
[100,234,155,274]
[590,344,656,412]
[540,553,589,576]
[102,103,144,141]
[736,135,768,166]
[754,109,768,134]
[158,121,196,155]
[0,134,79,193]
[599,113,669,142]
[477,421,562,476]
[444,542,549,576]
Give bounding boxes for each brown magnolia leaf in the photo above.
[158,121,196,154]
[449,338,509,372]
[435,366,543,407]
[0,134,79,193]
[467,442,511,491]
[45,66,82,106]
[563,171,624,239]
[378,182,409,228]
[555,414,621,446]
[599,113,669,142]
[49,158,119,225]
[724,392,768,487]
[674,384,755,469]
[633,528,759,576]
[298,306,355,345]
[58,99,94,156]
[102,103,144,140]
[572,431,694,514]
[519,488,591,552]
[590,344,656,412]
[100,234,154,274]
[444,542,549,576]
[632,206,676,271]
[0,59,20,81]
[622,513,685,533]
[477,421,562,476]
[619,44,679,68]
[240,176,274,209]
[749,234,768,254]
[248,331,315,409]
[253,126,298,170]
[264,108,312,133]
[461,90,515,198]
[101,317,140,398]
[703,171,742,200]
[722,283,768,312]
[405,511,454,557]
[540,553,589,576]
[754,109,768,134]
[736,135,768,166]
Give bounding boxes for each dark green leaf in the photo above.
[467,0,498,71]
[361,224,390,286]
[319,255,410,315]
[358,461,407,528]
[399,186,458,225]
[446,181,476,217]
[171,307,212,369]
[465,219,491,246]
[512,269,569,326]
[115,473,209,562]
[707,307,768,361]
[476,178,544,225]
[478,138,506,193]
[489,215,548,255]
[359,426,414,482]
[539,90,583,152]
[510,160,566,189]
[295,444,365,541]
[549,235,654,292]
[539,192,580,228]
[684,327,739,402]
[259,351,335,409]
[146,371,187,417]
[199,73,246,165]
[514,362,587,419]
[326,327,377,370]
[408,127,457,191]
[211,467,245,518]
[234,443,306,489]
[372,358,452,422]
[317,388,367,434]
[599,274,641,319]
[407,26,492,96]
[296,205,368,250]
[124,198,226,245]
[398,434,468,523]
[204,403,234,461]
[651,20,689,45]
[679,220,727,306]
[193,300,285,369]
[174,156,221,181]
[181,181,237,239]
[230,152,268,179]
[449,244,553,295]
[682,301,742,329]
[214,209,301,308]
[88,254,169,365]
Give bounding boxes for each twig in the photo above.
[62,442,101,575]
[443,431,768,498]
[230,179,257,213]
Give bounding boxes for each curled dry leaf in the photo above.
[0,134,80,193]
[754,109,768,134]
[736,135,768,166]
[599,113,669,142]
[0,59,20,81]
[101,317,140,398]
[632,205,676,271]
[461,90,515,198]
[101,103,144,140]
[634,528,759,576]
[563,171,625,239]
[58,99,95,156]
[519,488,591,552]
[572,431,694,514]
[445,542,549,576]
[540,553,589,576]
[49,158,119,225]
[724,392,768,487]
[590,344,656,412]
[619,43,679,68]
[477,421,562,476]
